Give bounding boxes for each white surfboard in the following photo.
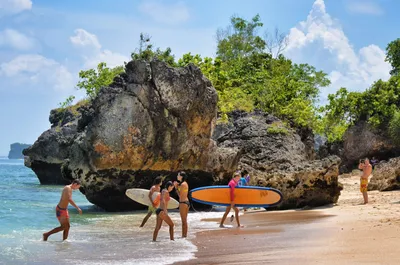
[125,188,179,209]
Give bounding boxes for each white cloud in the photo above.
[70,28,101,49]
[285,0,391,102]
[138,1,190,25]
[70,28,129,69]
[0,29,35,50]
[346,0,384,16]
[0,0,32,15]
[0,54,75,91]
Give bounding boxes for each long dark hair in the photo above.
[178,171,188,183]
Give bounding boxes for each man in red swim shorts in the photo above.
[43,179,82,241]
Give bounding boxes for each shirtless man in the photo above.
[43,179,82,241]
[358,158,372,204]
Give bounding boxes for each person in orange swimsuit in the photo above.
[153,181,175,241]
[43,179,82,241]
[358,158,372,204]
[174,171,189,238]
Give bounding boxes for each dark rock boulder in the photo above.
[341,121,400,172]
[215,111,342,209]
[23,119,78,185]
[60,60,239,211]
[368,157,400,191]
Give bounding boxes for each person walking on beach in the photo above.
[174,171,190,238]
[358,158,372,204]
[219,171,243,228]
[140,176,163,227]
[153,181,175,241]
[43,179,82,241]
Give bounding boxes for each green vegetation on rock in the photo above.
[267,121,289,135]
[60,15,400,144]
[77,62,124,100]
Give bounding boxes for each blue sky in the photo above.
[0,0,398,155]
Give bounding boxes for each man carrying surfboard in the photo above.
[43,179,82,241]
[140,176,162,227]
[219,172,244,228]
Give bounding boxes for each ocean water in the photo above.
[0,157,223,265]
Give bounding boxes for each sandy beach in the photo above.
[174,174,400,265]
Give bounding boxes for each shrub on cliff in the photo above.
[321,75,400,142]
[77,62,124,100]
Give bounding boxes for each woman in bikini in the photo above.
[153,181,175,241]
[174,171,189,238]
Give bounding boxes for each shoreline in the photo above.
[174,175,400,265]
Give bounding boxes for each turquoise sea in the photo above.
[0,157,223,265]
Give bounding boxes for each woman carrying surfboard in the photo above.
[219,172,244,228]
[153,181,175,241]
[174,171,189,238]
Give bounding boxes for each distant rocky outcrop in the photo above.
[8,143,31,159]
[24,59,342,211]
[368,157,400,191]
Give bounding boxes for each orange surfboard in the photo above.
[190,186,283,207]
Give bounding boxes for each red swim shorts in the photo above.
[56,205,69,220]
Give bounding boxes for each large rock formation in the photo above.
[214,111,342,209]
[24,59,342,211]
[25,60,239,211]
[369,157,400,191]
[340,121,400,172]
[8,143,31,159]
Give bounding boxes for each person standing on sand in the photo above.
[174,171,189,238]
[358,158,372,204]
[219,171,244,228]
[153,181,175,241]
[43,179,82,241]
[140,176,163,227]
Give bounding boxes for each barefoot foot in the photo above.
[43,233,48,241]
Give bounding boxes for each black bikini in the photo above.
[179,201,190,207]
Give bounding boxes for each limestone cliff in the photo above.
[24,59,342,211]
